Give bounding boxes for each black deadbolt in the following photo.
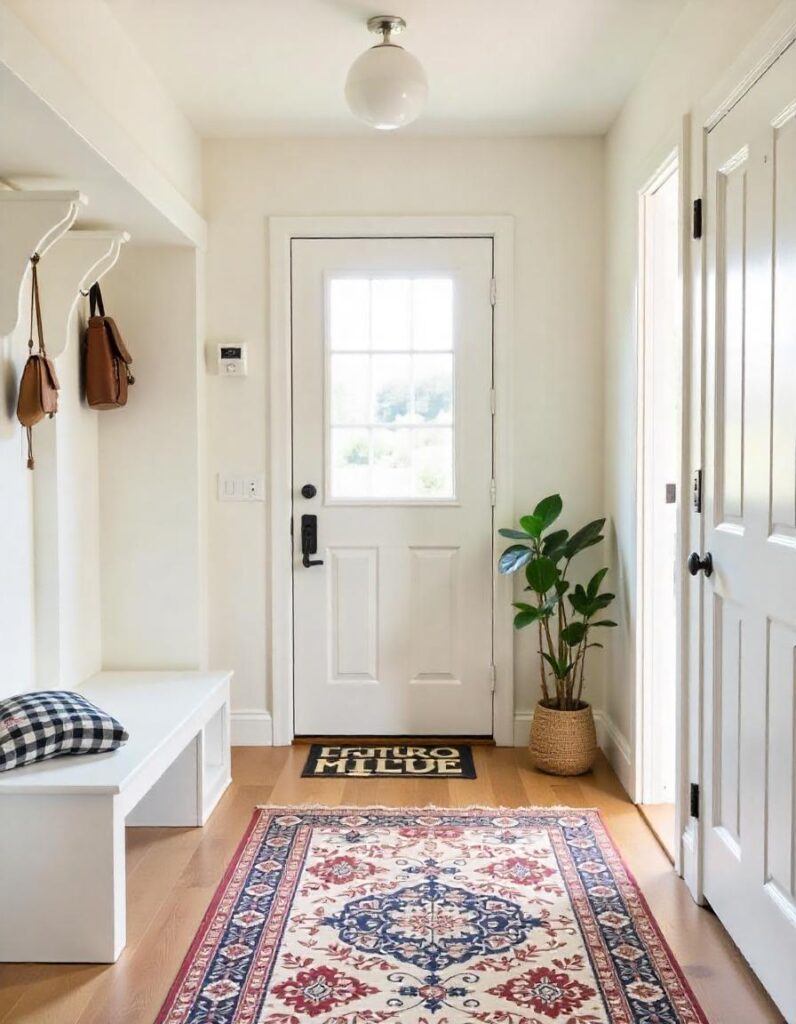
[301,483,317,499]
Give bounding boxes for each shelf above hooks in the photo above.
[40,230,131,358]
[0,190,86,339]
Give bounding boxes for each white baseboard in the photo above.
[231,709,273,746]
[596,710,634,799]
[513,708,634,799]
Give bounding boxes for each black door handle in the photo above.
[687,551,713,577]
[301,514,324,568]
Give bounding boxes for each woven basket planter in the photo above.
[530,701,597,776]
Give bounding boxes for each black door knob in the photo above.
[687,551,713,577]
[301,483,317,499]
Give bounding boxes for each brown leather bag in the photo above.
[17,255,60,470]
[85,282,134,409]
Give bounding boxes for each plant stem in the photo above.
[537,621,550,704]
[576,628,588,705]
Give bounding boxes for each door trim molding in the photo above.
[635,146,684,815]
[268,215,515,746]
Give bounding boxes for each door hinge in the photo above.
[692,468,703,514]
[489,664,496,693]
[692,198,703,240]
[490,479,496,506]
[690,782,700,819]
[490,277,497,306]
[489,388,496,415]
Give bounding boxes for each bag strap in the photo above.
[28,254,47,358]
[89,281,106,318]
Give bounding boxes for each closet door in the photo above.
[701,42,796,1020]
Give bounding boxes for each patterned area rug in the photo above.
[156,806,707,1024]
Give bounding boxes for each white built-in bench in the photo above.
[0,670,232,964]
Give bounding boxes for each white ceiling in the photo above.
[105,0,687,137]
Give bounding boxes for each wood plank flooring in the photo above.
[0,747,784,1024]
[640,802,677,863]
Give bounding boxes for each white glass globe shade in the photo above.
[345,43,428,130]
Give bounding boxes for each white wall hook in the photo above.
[38,230,130,357]
[0,190,86,338]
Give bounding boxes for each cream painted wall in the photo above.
[203,136,605,731]
[0,278,36,697]
[602,0,781,780]
[99,246,207,671]
[0,278,101,697]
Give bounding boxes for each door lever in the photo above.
[301,514,324,568]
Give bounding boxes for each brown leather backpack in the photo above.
[85,282,134,409]
[17,255,60,470]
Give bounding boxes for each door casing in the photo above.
[268,216,515,746]
[634,148,686,867]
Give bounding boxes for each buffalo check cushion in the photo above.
[0,691,128,772]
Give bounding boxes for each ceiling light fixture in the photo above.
[345,15,428,130]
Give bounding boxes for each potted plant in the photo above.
[498,494,616,775]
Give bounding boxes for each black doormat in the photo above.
[301,743,476,779]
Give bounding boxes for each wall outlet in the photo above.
[218,474,265,501]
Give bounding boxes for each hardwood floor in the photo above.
[0,747,784,1024]
[640,802,677,863]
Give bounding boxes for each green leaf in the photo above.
[514,609,540,630]
[498,545,532,574]
[525,557,558,594]
[533,494,563,530]
[519,514,544,538]
[555,580,570,596]
[512,602,541,619]
[542,529,570,563]
[541,651,574,680]
[568,586,590,616]
[563,518,606,559]
[499,528,534,540]
[587,567,609,599]
[591,619,618,628]
[561,621,588,646]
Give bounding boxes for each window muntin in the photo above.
[327,277,455,501]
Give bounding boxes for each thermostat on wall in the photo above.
[218,343,247,377]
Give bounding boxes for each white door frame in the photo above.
[268,216,515,746]
[634,138,690,876]
[684,2,796,903]
[635,148,685,829]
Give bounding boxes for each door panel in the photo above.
[702,43,796,1020]
[292,237,494,736]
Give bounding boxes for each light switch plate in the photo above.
[218,474,265,501]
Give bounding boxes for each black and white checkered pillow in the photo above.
[0,691,129,772]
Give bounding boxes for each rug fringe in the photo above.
[255,802,601,813]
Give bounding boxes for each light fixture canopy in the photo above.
[345,14,428,130]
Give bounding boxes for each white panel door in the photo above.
[291,237,494,736]
[702,43,796,1020]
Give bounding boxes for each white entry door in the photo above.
[702,43,796,1019]
[291,237,494,736]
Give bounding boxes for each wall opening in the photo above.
[636,152,681,861]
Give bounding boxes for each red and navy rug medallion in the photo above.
[156,806,708,1023]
